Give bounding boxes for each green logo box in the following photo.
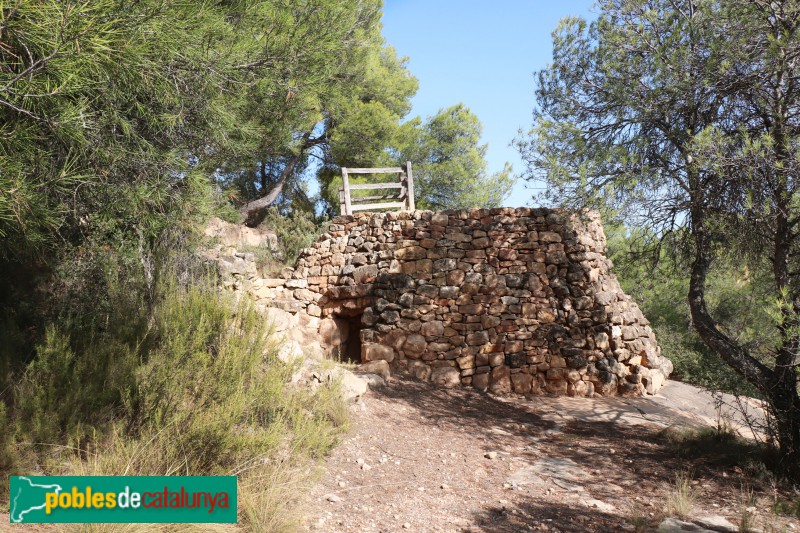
[9,476,237,524]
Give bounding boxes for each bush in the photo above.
[260,208,321,265]
[3,264,349,523]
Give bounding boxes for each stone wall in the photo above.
[206,207,672,397]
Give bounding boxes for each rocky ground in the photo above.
[304,378,800,533]
[2,379,799,532]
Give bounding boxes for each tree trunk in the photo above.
[239,131,323,222]
[688,200,800,480]
[769,190,800,478]
[240,155,301,219]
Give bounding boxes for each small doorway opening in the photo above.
[340,315,363,363]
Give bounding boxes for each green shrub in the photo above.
[15,326,138,449]
[214,189,244,224]
[772,496,800,519]
[260,208,322,265]
[4,263,349,524]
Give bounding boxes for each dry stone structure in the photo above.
[206,207,672,397]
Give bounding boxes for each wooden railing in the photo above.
[339,162,415,215]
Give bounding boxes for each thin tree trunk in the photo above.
[688,192,800,480]
[768,149,800,477]
[239,131,322,220]
[239,155,302,217]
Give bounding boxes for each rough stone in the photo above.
[489,366,512,394]
[337,370,369,400]
[276,340,304,364]
[358,360,391,380]
[362,343,395,363]
[319,318,349,347]
[657,518,716,533]
[472,372,489,390]
[263,308,295,332]
[430,367,461,388]
[420,320,444,337]
[692,515,739,533]
[403,334,427,356]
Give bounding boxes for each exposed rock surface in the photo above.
[302,378,799,533]
[204,216,278,249]
[658,517,719,532]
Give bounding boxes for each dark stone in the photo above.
[566,354,588,369]
[374,298,390,312]
[598,370,614,384]
[505,352,527,368]
[353,264,378,284]
[567,262,584,273]
[398,292,415,307]
[417,284,439,299]
[361,308,377,326]
[375,273,415,290]
[505,274,524,288]
[380,310,400,323]
[545,325,568,341]
[626,373,642,384]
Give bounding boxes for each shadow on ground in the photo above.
[371,377,786,531]
[470,499,626,533]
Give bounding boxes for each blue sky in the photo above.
[382,1,596,207]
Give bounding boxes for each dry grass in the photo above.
[664,472,697,519]
[738,485,758,533]
[2,275,351,529]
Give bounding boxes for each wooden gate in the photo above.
[339,162,415,216]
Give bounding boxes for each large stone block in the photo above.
[420,320,444,337]
[431,367,461,388]
[358,360,391,380]
[319,318,349,347]
[472,372,489,390]
[402,334,427,356]
[511,373,533,394]
[408,361,432,381]
[466,331,490,345]
[489,366,511,394]
[262,307,296,333]
[396,246,427,260]
[362,343,395,363]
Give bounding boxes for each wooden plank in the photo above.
[350,202,406,212]
[338,188,346,215]
[348,182,403,190]
[405,161,415,211]
[342,168,352,215]
[351,193,402,203]
[342,167,404,174]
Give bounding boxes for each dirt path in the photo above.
[2,380,797,532]
[305,379,800,533]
